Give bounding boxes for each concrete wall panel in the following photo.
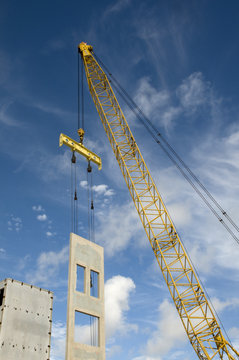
[0,278,53,360]
[66,233,105,360]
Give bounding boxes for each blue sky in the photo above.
[1,0,239,359]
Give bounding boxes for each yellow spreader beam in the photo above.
[59,133,102,170]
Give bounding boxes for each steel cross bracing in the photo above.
[79,42,239,360]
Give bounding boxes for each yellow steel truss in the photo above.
[79,42,239,360]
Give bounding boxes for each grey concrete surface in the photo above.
[65,233,105,360]
[0,278,53,360]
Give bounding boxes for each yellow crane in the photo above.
[77,41,238,360]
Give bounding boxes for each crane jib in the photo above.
[79,41,239,360]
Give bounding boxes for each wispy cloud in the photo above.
[7,215,22,232]
[43,39,67,54]
[26,246,68,287]
[150,124,239,276]
[136,299,187,359]
[104,0,132,18]
[132,3,195,85]
[31,100,75,120]
[32,204,45,212]
[96,201,144,257]
[210,297,239,313]
[132,71,221,132]
[133,77,181,131]
[0,100,19,126]
[51,322,66,360]
[177,72,211,112]
[14,149,71,183]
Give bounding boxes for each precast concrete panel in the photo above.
[66,233,105,360]
[0,278,53,360]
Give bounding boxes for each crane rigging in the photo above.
[75,42,239,360]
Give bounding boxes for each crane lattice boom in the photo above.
[79,41,239,360]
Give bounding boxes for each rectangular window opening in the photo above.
[76,265,85,293]
[0,288,4,307]
[74,311,99,347]
[90,270,99,298]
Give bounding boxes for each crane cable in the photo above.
[86,161,95,243]
[69,52,85,235]
[93,52,239,246]
[87,160,97,346]
[78,52,85,131]
[92,54,239,353]
[70,151,78,234]
[79,53,97,346]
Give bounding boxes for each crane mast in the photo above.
[79,42,239,360]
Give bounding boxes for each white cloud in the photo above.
[44,39,67,52]
[32,101,75,120]
[51,322,66,360]
[134,77,170,118]
[131,71,221,132]
[133,77,181,131]
[133,7,191,86]
[210,297,239,313]
[37,214,47,221]
[185,128,239,274]
[139,299,187,359]
[26,246,68,287]
[80,180,115,197]
[176,72,211,113]
[46,231,53,237]
[0,100,19,126]
[96,202,143,256]
[229,327,239,338]
[17,254,30,271]
[14,149,72,183]
[105,275,137,339]
[7,215,22,232]
[93,184,115,196]
[104,0,132,17]
[160,105,181,130]
[228,326,239,353]
[147,122,239,277]
[32,204,45,212]
[106,344,122,358]
[51,275,136,359]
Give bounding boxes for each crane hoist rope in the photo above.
[78,52,85,137]
[71,151,78,234]
[78,41,239,360]
[60,52,101,346]
[87,160,95,242]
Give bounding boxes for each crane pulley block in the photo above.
[59,133,102,170]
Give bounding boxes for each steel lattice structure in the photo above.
[79,42,239,360]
